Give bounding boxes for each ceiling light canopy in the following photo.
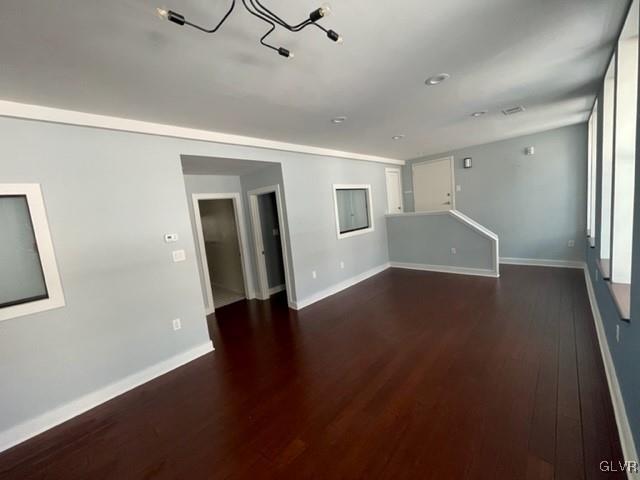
[331,116,347,124]
[471,111,487,117]
[392,135,405,140]
[156,1,342,59]
[425,73,450,85]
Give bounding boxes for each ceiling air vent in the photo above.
[502,105,526,116]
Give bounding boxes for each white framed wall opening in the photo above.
[587,99,598,245]
[0,184,65,322]
[609,0,638,319]
[599,55,616,278]
[192,193,253,313]
[247,185,293,304]
[332,184,375,239]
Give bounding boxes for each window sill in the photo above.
[336,226,374,240]
[607,282,631,322]
[596,258,611,280]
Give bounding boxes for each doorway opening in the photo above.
[412,156,456,212]
[192,193,252,313]
[247,185,291,302]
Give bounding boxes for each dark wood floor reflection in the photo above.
[0,266,624,479]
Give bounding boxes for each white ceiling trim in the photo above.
[0,100,405,166]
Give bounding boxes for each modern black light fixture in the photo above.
[156,1,342,59]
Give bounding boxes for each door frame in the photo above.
[412,156,456,210]
[247,185,293,305]
[384,167,404,214]
[192,193,253,314]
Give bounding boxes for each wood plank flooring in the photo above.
[0,265,625,479]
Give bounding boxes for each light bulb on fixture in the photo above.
[156,7,169,20]
[320,3,332,16]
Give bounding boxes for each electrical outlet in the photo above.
[340,261,345,269]
[172,249,186,262]
[312,270,317,279]
[456,185,461,192]
[568,240,575,248]
[172,318,182,331]
[616,324,620,343]
[451,247,457,255]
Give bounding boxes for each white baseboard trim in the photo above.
[0,340,214,454]
[390,261,499,278]
[268,284,286,296]
[290,263,390,310]
[500,257,585,269]
[583,266,638,475]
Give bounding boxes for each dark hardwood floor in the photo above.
[0,266,624,479]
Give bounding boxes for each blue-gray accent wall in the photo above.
[586,84,640,452]
[386,213,495,272]
[403,124,588,262]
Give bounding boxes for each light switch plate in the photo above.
[172,249,186,262]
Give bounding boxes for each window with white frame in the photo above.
[599,55,616,274]
[608,0,638,319]
[587,100,598,243]
[333,185,374,239]
[0,184,65,322]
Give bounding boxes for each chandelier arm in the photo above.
[251,0,309,31]
[241,0,278,51]
[182,0,236,33]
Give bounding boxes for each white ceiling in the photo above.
[181,155,274,175]
[0,0,629,160]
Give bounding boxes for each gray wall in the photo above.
[0,116,395,438]
[182,174,244,304]
[403,124,588,262]
[257,192,286,289]
[386,213,495,271]
[280,158,390,302]
[0,117,211,435]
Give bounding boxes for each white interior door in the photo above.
[412,157,454,212]
[385,168,403,213]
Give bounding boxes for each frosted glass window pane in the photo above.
[0,196,48,308]
[600,57,616,260]
[611,2,638,285]
[336,189,370,234]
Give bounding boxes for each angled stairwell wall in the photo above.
[385,210,499,277]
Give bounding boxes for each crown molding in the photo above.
[0,100,405,166]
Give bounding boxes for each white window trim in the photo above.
[0,184,65,322]
[332,184,375,239]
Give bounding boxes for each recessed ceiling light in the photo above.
[502,106,526,116]
[331,116,347,124]
[425,73,450,86]
[392,135,405,140]
[471,111,488,118]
